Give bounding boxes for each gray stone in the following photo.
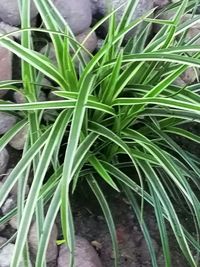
[0,0,38,26]
[9,125,28,150]
[9,216,18,230]
[0,243,32,267]
[0,224,5,232]
[13,90,46,103]
[174,67,197,86]
[0,237,7,247]
[48,90,64,101]
[53,0,92,34]
[76,28,98,53]
[0,148,9,175]
[0,244,15,267]
[155,13,200,45]
[181,14,200,45]
[154,0,170,8]
[0,183,6,232]
[40,42,90,69]
[0,207,6,232]
[1,198,15,215]
[29,222,58,263]
[58,236,103,267]
[0,112,17,135]
[0,90,8,99]
[0,21,21,39]
[0,46,12,82]
[91,0,154,38]
[97,39,104,50]
[91,0,153,20]
[90,0,105,15]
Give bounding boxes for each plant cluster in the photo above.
[0,0,200,266]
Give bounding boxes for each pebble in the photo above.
[90,0,105,15]
[155,13,200,46]
[0,237,7,247]
[48,90,64,101]
[92,0,154,40]
[0,148,9,175]
[9,216,18,230]
[58,236,103,267]
[0,223,6,232]
[91,0,153,26]
[0,0,38,26]
[174,67,197,86]
[9,125,28,150]
[76,28,98,53]
[1,197,15,215]
[0,90,8,99]
[53,0,92,35]
[41,28,97,56]
[13,90,46,103]
[154,0,170,8]
[0,21,21,39]
[0,183,6,231]
[29,222,58,263]
[0,243,32,267]
[0,46,12,82]
[181,14,200,45]
[0,112,17,135]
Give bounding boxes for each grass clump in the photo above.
[0,0,200,266]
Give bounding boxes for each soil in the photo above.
[70,192,190,267]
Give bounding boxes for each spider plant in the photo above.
[0,0,200,266]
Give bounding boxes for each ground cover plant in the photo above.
[0,0,200,266]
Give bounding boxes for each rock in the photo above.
[0,223,6,232]
[155,12,200,45]
[90,0,105,15]
[0,90,8,99]
[53,0,92,34]
[40,42,90,69]
[181,14,200,45]
[48,91,64,101]
[0,21,21,39]
[1,198,15,215]
[29,222,58,263]
[154,0,170,8]
[0,148,9,175]
[0,112,17,135]
[91,0,154,40]
[9,125,28,150]
[58,236,103,267]
[0,183,6,231]
[0,46,12,82]
[9,216,18,230]
[76,28,98,53]
[13,90,46,103]
[0,243,32,267]
[91,0,153,27]
[0,237,7,247]
[0,0,38,26]
[174,67,197,86]
[97,39,104,50]
[40,44,57,66]
[0,244,15,267]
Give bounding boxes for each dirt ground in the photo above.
[70,191,190,267]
